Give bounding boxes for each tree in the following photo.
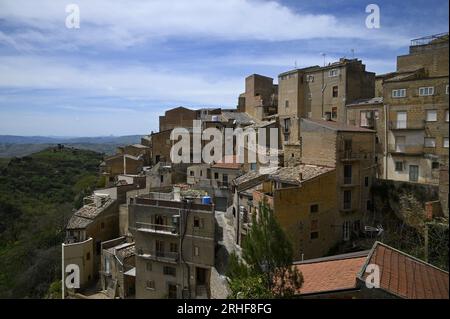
[227,201,303,298]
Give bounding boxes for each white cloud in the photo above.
[0,0,409,50]
[0,55,242,106]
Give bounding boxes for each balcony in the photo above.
[388,144,424,156]
[135,222,179,236]
[389,120,425,130]
[137,250,179,263]
[339,150,372,162]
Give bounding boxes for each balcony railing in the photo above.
[388,144,424,155]
[389,120,425,130]
[339,151,372,161]
[137,250,179,263]
[135,222,179,235]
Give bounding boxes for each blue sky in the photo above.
[0,0,448,136]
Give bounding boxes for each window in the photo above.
[310,204,319,213]
[328,69,339,77]
[396,111,407,128]
[214,172,219,179]
[409,165,419,182]
[96,241,101,255]
[193,216,204,228]
[419,87,434,96]
[444,138,449,148]
[395,136,406,152]
[168,284,177,299]
[332,86,339,98]
[101,222,105,229]
[200,170,203,177]
[343,221,351,241]
[424,137,436,148]
[310,232,319,240]
[146,262,152,272]
[306,75,314,82]
[160,175,164,183]
[86,252,90,261]
[283,118,291,132]
[169,243,178,253]
[364,176,369,187]
[190,170,194,176]
[222,174,228,186]
[194,246,200,257]
[446,110,449,122]
[395,161,403,172]
[432,162,440,170]
[163,266,176,277]
[331,107,338,119]
[426,110,437,122]
[366,200,372,211]
[344,164,352,185]
[146,280,155,290]
[285,100,289,108]
[250,163,257,171]
[343,190,352,210]
[392,89,406,98]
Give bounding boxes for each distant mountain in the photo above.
[0,135,144,158]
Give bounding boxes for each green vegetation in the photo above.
[0,146,103,298]
[227,202,303,298]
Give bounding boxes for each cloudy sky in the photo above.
[0,0,448,136]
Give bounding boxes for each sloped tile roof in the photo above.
[359,242,449,299]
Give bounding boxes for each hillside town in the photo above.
[62,32,449,299]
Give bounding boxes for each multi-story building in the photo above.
[277,59,375,154]
[299,118,376,224]
[381,33,449,185]
[63,193,119,294]
[346,97,386,178]
[129,196,215,299]
[238,74,278,121]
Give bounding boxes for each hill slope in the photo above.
[0,135,144,158]
[0,146,104,298]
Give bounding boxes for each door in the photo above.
[395,136,406,152]
[156,240,165,257]
[409,165,419,182]
[397,111,407,129]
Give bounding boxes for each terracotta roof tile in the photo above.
[360,242,449,299]
[295,254,368,295]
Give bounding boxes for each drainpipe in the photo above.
[384,104,389,179]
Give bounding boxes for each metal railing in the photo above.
[135,222,179,235]
[389,120,425,130]
[137,249,179,262]
[388,144,424,155]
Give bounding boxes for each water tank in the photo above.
[201,196,212,205]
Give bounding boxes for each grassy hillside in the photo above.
[0,146,103,298]
[0,135,144,158]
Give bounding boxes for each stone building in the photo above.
[63,193,119,294]
[299,118,376,226]
[277,58,375,155]
[346,97,386,178]
[100,237,136,299]
[129,196,215,299]
[100,153,144,184]
[238,74,278,121]
[381,33,449,185]
[159,106,198,132]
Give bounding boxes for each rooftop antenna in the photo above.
[351,49,355,59]
[321,53,326,67]
[294,60,298,68]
